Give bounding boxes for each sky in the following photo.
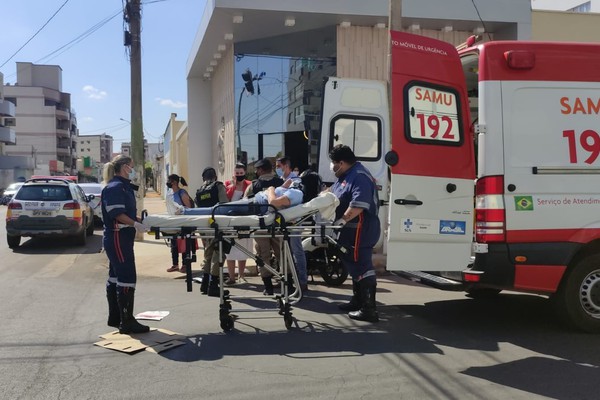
[1,0,206,148]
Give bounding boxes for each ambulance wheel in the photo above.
[555,254,600,333]
[220,316,234,332]
[7,235,21,249]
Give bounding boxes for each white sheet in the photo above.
[145,192,339,230]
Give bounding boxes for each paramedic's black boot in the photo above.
[286,275,296,295]
[348,278,379,323]
[117,287,150,334]
[263,277,274,296]
[106,282,120,328]
[200,273,210,295]
[208,275,220,297]
[338,280,361,312]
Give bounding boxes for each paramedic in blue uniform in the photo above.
[102,155,150,334]
[329,144,380,322]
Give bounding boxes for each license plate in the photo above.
[32,210,52,216]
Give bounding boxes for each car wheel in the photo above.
[7,235,21,249]
[75,225,87,246]
[86,217,94,236]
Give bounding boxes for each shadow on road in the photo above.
[159,290,600,399]
[10,234,103,255]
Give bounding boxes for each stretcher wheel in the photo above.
[220,316,234,332]
[284,313,293,330]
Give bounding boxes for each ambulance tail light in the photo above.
[475,176,506,243]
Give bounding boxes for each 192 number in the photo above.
[563,129,600,164]
[416,113,455,141]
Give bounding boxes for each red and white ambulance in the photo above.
[316,31,600,332]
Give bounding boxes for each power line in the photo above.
[3,8,121,81]
[0,0,71,69]
[79,122,130,135]
[37,9,121,65]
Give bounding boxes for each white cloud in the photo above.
[155,97,187,109]
[83,85,107,100]
[81,116,94,123]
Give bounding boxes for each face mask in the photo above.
[166,182,173,189]
[127,167,136,181]
[329,162,340,174]
[235,175,246,182]
[276,168,284,177]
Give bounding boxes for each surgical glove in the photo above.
[134,221,149,233]
[333,218,347,227]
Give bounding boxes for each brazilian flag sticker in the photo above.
[514,196,534,211]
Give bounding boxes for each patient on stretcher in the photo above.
[168,186,303,216]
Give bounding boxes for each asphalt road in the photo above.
[1,206,599,400]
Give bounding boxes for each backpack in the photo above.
[298,170,323,203]
[195,181,223,207]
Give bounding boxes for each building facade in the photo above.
[183,0,533,191]
[3,62,78,175]
[77,133,113,164]
[162,112,189,197]
[532,0,599,12]
[0,71,27,190]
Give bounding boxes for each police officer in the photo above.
[102,155,150,334]
[196,167,228,296]
[244,158,284,295]
[329,145,380,322]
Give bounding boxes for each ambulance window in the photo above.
[329,115,381,161]
[404,82,463,146]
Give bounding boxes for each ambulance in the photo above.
[315,31,600,332]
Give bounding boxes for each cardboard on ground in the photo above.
[94,328,187,354]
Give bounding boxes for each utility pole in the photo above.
[124,0,145,223]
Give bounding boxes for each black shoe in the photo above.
[106,283,120,328]
[338,298,361,312]
[347,279,379,323]
[262,277,274,296]
[348,309,379,323]
[208,275,220,297]
[200,273,210,295]
[338,280,361,311]
[117,287,150,334]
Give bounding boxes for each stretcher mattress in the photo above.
[145,192,339,230]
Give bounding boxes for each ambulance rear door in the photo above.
[386,31,475,271]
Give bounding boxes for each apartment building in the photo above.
[0,71,31,189]
[77,133,113,164]
[3,62,78,175]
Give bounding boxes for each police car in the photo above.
[78,182,103,225]
[5,178,95,248]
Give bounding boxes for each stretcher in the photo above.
[143,192,342,331]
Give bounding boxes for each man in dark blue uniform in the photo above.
[329,145,380,322]
[102,155,150,334]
